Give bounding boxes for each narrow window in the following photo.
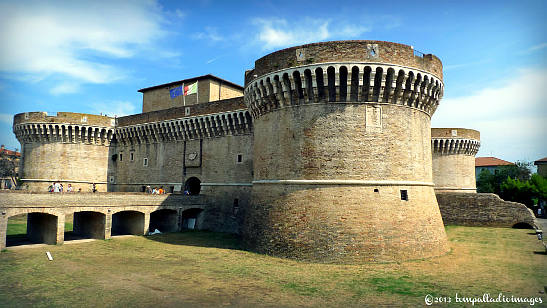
[233,199,239,215]
[143,158,148,166]
[119,153,123,162]
[130,152,134,161]
[400,190,408,201]
[237,154,243,163]
[374,188,379,193]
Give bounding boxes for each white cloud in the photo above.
[193,27,224,42]
[0,113,13,125]
[252,18,369,50]
[50,82,81,95]
[525,42,547,53]
[432,68,547,162]
[89,101,137,118]
[0,1,170,87]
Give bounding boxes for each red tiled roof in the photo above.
[0,148,21,157]
[534,157,547,165]
[475,157,514,167]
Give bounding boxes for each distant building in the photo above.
[534,157,547,177]
[475,157,514,179]
[0,144,20,189]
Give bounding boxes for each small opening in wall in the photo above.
[130,152,134,161]
[119,153,123,162]
[237,154,242,163]
[374,188,379,193]
[233,199,239,216]
[143,158,148,167]
[400,190,408,201]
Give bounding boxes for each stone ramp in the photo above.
[436,192,536,228]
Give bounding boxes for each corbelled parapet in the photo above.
[242,40,450,263]
[12,112,116,192]
[244,40,444,119]
[431,128,481,193]
[13,112,115,146]
[115,109,252,146]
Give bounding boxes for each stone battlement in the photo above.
[14,112,115,127]
[431,128,480,156]
[246,40,443,85]
[244,62,444,118]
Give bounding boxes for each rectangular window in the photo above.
[119,153,123,162]
[237,154,243,163]
[130,152,134,161]
[143,158,148,167]
[400,190,408,201]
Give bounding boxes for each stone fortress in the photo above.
[7,40,534,262]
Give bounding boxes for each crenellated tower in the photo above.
[13,112,115,192]
[431,128,480,193]
[242,40,449,263]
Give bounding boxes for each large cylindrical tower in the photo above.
[243,40,449,263]
[13,112,115,192]
[431,128,480,193]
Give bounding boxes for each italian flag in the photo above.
[184,82,197,96]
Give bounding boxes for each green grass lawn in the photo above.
[0,226,545,307]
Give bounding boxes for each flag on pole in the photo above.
[169,86,183,99]
[184,82,197,96]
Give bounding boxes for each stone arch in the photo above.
[6,212,60,247]
[315,67,325,100]
[181,208,204,230]
[282,73,293,105]
[184,177,201,195]
[293,70,304,101]
[339,66,348,102]
[362,66,372,101]
[71,211,106,240]
[327,66,336,102]
[350,66,359,102]
[384,68,395,103]
[149,209,179,233]
[304,69,313,103]
[373,67,383,102]
[112,210,145,235]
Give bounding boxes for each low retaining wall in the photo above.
[436,192,536,228]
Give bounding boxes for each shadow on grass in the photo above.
[533,251,547,255]
[142,230,244,250]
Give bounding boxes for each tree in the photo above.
[476,161,533,194]
[0,158,16,187]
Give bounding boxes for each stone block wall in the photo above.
[436,192,536,227]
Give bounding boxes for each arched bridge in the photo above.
[0,192,209,249]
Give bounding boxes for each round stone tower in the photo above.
[243,40,449,263]
[13,112,115,192]
[431,128,480,193]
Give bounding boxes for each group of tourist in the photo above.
[48,182,86,193]
[145,185,166,194]
[48,182,74,193]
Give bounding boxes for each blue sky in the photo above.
[0,0,545,164]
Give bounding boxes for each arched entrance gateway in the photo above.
[184,177,201,195]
